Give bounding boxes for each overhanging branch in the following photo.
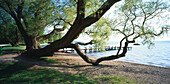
[66,40,131,65]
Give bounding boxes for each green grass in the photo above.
[0,45,25,55]
[2,45,25,51]
[0,62,138,84]
[94,75,138,84]
[40,58,61,63]
[40,58,80,65]
[0,62,95,84]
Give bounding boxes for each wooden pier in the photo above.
[59,46,132,53]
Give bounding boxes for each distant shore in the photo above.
[0,52,170,84]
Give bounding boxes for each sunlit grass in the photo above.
[2,45,25,51]
[0,45,25,55]
[94,75,138,84]
[40,58,61,63]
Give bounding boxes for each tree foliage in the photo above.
[0,0,67,49]
[116,0,169,45]
[0,9,20,45]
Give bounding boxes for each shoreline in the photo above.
[0,52,170,84]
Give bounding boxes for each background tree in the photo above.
[0,0,66,50]
[0,10,20,46]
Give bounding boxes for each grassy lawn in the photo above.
[0,45,25,55]
[2,45,25,51]
[0,62,137,84]
[40,58,61,64]
[94,75,137,84]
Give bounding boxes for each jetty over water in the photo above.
[59,46,132,53]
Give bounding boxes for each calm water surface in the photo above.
[85,41,170,68]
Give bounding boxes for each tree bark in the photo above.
[24,36,41,50]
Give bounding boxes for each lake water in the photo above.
[84,41,170,68]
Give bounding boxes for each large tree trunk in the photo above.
[25,36,41,50]
[12,15,42,50]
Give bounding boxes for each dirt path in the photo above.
[0,52,170,84]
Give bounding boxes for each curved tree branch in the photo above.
[66,44,94,64]
[66,40,132,65]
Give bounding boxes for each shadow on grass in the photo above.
[0,62,95,84]
[0,53,137,84]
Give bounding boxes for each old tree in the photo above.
[0,0,169,65]
[0,0,66,49]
